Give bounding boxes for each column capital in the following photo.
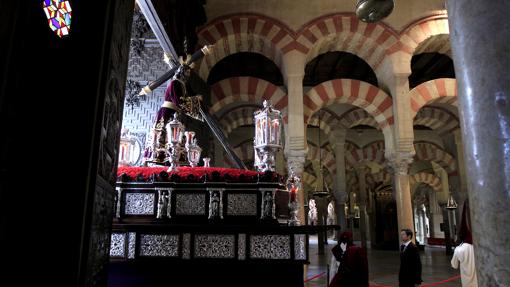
[328,127,347,146]
[285,149,307,175]
[386,152,414,175]
[354,164,370,174]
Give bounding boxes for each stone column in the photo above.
[447,2,510,285]
[386,63,416,242]
[441,205,453,255]
[420,208,427,244]
[355,166,369,248]
[330,128,348,231]
[389,154,415,243]
[311,160,327,254]
[283,51,307,227]
[282,52,307,156]
[453,129,468,222]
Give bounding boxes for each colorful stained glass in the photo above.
[43,0,72,37]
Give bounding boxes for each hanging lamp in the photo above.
[355,0,394,23]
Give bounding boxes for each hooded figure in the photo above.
[451,201,477,287]
[329,231,369,287]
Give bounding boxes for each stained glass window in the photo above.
[42,0,72,37]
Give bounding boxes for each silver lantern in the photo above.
[254,100,283,172]
[184,131,195,148]
[166,113,185,171]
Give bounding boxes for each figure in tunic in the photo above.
[209,191,221,219]
[262,191,274,219]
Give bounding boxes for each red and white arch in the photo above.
[197,14,294,81]
[308,109,341,135]
[414,142,457,175]
[400,14,450,58]
[409,78,457,118]
[296,14,399,73]
[210,76,287,117]
[306,144,337,175]
[414,106,459,135]
[345,140,385,167]
[339,108,379,129]
[304,79,393,130]
[410,172,442,192]
[218,105,259,135]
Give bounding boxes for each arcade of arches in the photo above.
[111,1,507,285]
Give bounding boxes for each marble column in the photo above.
[448,0,510,286]
[311,160,328,254]
[389,155,415,243]
[447,1,510,285]
[283,51,307,228]
[387,65,416,242]
[453,130,468,223]
[330,128,348,232]
[356,166,369,248]
[419,208,427,244]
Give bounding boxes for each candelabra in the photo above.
[164,114,203,171]
[287,170,301,226]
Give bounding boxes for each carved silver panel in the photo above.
[139,234,179,257]
[128,232,136,259]
[238,234,246,260]
[175,193,206,215]
[182,233,191,259]
[294,234,307,260]
[227,193,257,216]
[124,193,155,215]
[194,234,235,259]
[250,235,291,259]
[110,233,126,257]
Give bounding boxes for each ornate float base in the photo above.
[108,167,318,287]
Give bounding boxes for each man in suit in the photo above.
[399,229,423,287]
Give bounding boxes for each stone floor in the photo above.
[305,235,461,287]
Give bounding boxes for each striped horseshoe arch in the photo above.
[304,79,393,130]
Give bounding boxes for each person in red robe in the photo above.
[329,231,369,287]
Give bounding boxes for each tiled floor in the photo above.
[305,236,461,287]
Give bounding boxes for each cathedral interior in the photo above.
[1,0,509,287]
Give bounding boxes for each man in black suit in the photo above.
[399,229,423,287]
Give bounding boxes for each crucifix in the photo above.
[135,0,246,169]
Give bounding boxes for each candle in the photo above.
[184,131,195,147]
[290,184,297,202]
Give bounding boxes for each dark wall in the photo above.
[0,1,133,286]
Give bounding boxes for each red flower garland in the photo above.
[117,166,264,182]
